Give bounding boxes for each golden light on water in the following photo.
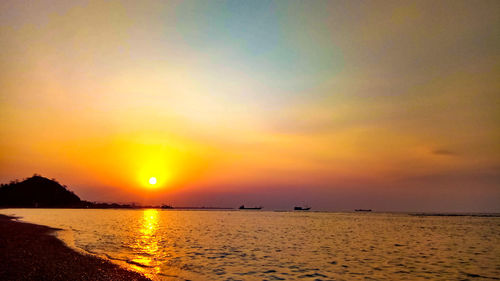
[140,209,159,237]
[130,209,161,278]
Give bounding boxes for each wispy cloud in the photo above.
[432,149,456,156]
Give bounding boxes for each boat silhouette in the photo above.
[294,206,311,211]
[355,209,372,212]
[239,205,262,210]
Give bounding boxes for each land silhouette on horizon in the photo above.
[0,175,153,209]
[3,175,499,214]
[0,175,237,210]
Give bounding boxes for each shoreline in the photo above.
[0,214,151,281]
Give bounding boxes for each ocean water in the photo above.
[1,209,499,281]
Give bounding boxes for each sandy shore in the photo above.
[0,214,150,281]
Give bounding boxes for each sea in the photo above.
[1,209,499,281]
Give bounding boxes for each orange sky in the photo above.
[1,0,499,211]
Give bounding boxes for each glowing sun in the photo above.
[148,177,157,185]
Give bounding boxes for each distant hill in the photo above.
[0,175,82,208]
[0,175,151,209]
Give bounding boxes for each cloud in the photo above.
[432,149,456,156]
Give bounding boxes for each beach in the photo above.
[0,214,150,281]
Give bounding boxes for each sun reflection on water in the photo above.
[131,209,161,279]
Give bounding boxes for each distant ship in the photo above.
[239,205,262,210]
[355,209,372,212]
[161,205,174,209]
[294,206,311,211]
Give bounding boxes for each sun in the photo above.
[148,177,157,185]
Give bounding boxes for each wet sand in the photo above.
[0,214,150,281]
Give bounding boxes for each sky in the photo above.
[0,0,499,212]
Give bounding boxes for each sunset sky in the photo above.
[1,0,499,212]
